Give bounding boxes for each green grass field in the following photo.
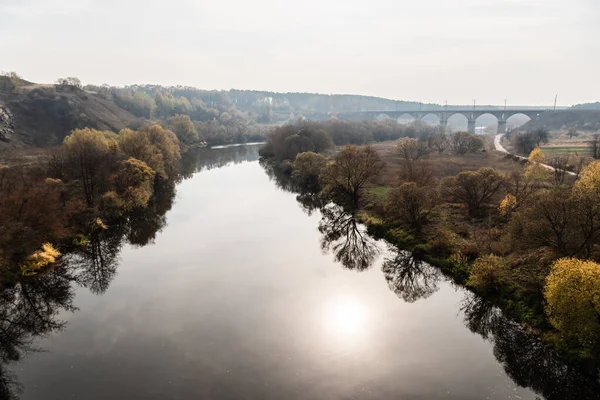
[541,147,593,156]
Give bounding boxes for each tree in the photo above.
[590,134,600,159]
[544,258,600,348]
[567,128,579,139]
[113,157,156,211]
[292,152,328,190]
[467,255,508,292]
[56,77,82,88]
[548,155,570,185]
[385,183,436,234]
[137,125,181,180]
[441,167,505,217]
[394,137,430,181]
[531,127,550,147]
[513,186,575,255]
[323,145,385,207]
[168,114,199,144]
[428,132,448,153]
[524,148,551,182]
[514,132,538,154]
[571,160,600,257]
[505,171,538,209]
[61,128,121,207]
[448,131,484,155]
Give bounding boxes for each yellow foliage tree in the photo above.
[467,255,508,291]
[499,193,517,216]
[574,160,600,196]
[524,147,551,181]
[114,157,156,210]
[21,243,61,276]
[544,258,600,347]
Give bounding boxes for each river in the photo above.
[5,144,598,400]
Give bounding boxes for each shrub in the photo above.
[544,258,600,348]
[467,254,508,291]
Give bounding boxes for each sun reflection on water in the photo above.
[325,297,366,336]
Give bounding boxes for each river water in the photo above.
[6,144,598,400]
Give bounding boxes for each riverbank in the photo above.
[260,126,600,378]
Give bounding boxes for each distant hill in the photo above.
[572,102,600,110]
[522,109,600,132]
[0,76,138,149]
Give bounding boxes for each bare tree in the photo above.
[590,134,600,159]
[548,155,570,185]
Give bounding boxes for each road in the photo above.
[493,134,576,176]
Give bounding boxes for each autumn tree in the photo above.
[504,171,538,209]
[136,124,181,180]
[448,131,484,155]
[544,258,600,348]
[323,145,385,207]
[548,155,570,185]
[168,114,199,144]
[524,148,551,182]
[385,182,436,234]
[571,160,600,257]
[441,167,505,217]
[428,132,448,153]
[113,157,156,211]
[292,152,328,191]
[467,255,508,292]
[61,128,121,207]
[394,137,430,182]
[531,127,550,147]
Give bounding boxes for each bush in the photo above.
[467,255,508,291]
[448,131,484,155]
[544,258,600,348]
[292,152,328,190]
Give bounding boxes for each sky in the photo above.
[1,0,599,105]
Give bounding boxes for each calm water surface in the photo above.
[7,145,597,399]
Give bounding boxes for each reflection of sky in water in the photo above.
[9,148,562,400]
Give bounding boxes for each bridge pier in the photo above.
[439,118,448,132]
[467,119,476,134]
[497,120,507,134]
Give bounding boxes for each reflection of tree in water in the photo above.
[382,248,441,303]
[260,159,327,216]
[319,204,379,271]
[0,267,76,399]
[126,180,176,247]
[181,145,261,179]
[461,294,600,400]
[0,181,178,398]
[67,231,122,295]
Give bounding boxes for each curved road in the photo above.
[493,134,576,176]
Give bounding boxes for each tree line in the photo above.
[261,131,600,371]
[0,125,181,281]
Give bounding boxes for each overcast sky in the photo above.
[1,0,598,105]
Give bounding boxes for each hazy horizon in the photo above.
[2,0,599,106]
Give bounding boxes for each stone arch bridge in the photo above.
[333,109,549,134]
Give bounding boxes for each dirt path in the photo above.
[494,134,576,176]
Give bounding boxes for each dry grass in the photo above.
[0,147,49,168]
[370,137,525,187]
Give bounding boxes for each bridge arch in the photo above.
[397,113,416,123]
[446,113,469,132]
[475,113,500,134]
[375,113,395,121]
[421,113,441,125]
[506,113,532,131]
